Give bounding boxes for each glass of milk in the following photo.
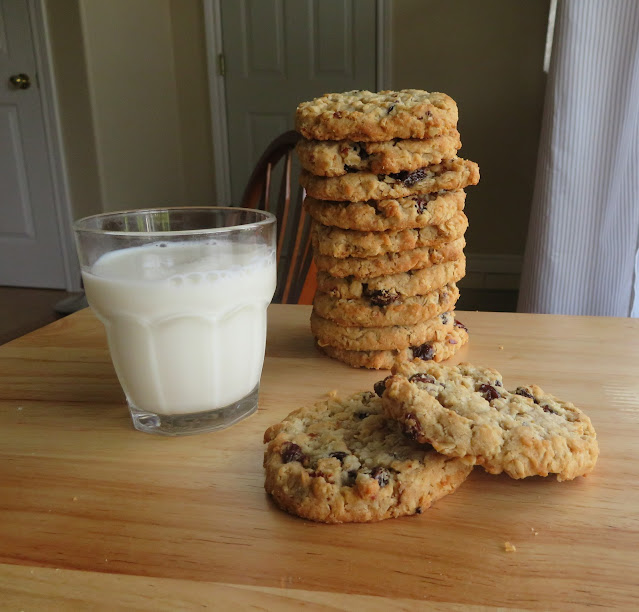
[73,207,276,435]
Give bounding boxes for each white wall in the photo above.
[79,0,185,211]
[46,0,216,219]
[169,0,216,205]
[45,0,101,221]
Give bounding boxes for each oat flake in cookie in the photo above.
[381,362,599,481]
[263,391,472,523]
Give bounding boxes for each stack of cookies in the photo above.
[294,89,480,369]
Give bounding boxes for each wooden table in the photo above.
[1,306,638,609]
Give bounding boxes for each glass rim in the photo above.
[73,206,276,237]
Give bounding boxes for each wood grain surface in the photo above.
[1,306,638,609]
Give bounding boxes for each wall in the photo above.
[44,0,101,221]
[45,0,215,218]
[392,0,550,288]
[169,0,216,205]
[79,0,186,211]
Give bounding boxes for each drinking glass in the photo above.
[73,207,276,435]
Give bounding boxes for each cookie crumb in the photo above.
[504,541,516,552]
[17,406,23,411]
[72,497,78,502]
[498,345,504,350]
[327,389,339,399]
[534,532,539,536]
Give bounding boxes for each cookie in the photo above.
[295,89,458,142]
[381,362,599,481]
[318,324,469,370]
[296,132,461,176]
[304,190,465,232]
[263,391,472,523]
[314,237,465,279]
[317,258,466,301]
[300,158,479,202]
[311,310,455,351]
[311,212,468,259]
[313,283,459,328]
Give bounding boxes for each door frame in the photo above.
[24,0,81,291]
[203,0,392,206]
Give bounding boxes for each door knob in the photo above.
[9,73,31,89]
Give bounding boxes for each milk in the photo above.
[82,240,276,415]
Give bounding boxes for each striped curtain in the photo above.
[517,0,639,317]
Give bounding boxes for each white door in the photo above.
[220,0,377,202]
[0,0,67,288]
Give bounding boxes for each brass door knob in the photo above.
[9,73,31,89]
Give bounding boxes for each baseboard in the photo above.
[460,254,523,290]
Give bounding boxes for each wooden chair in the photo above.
[240,130,316,304]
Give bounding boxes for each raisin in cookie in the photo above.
[301,158,479,202]
[304,190,465,232]
[263,391,472,523]
[313,283,459,328]
[311,212,467,259]
[296,132,461,176]
[381,362,599,481]
[311,310,455,351]
[314,237,465,279]
[295,89,458,142]
[317,258,466,301]
[318,324,469,370]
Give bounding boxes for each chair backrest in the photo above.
[240,130,314,304]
